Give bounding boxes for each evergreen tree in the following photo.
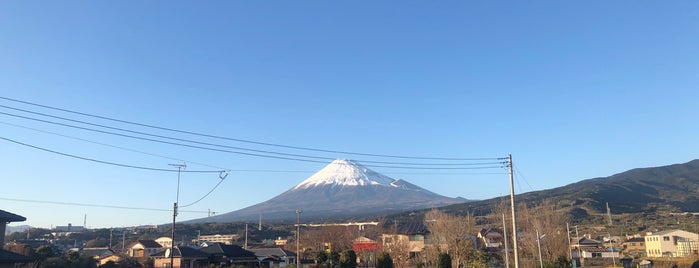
[376,252,394,268]
[437,253,451,268]
[339,250,358,268]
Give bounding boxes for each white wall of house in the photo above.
[645,230,699,257]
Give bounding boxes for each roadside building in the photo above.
[645,229,699,257]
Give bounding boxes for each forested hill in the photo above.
[436,159,699,220]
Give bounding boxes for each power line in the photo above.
[0,136,225,173]
[0,197,214,214]
[0,106,502,166]
[0,120,231,171]
[0,96,500,161]
[0,111,505,169]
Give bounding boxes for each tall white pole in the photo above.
[536,229,543,268]
[567,223,573,265]
[508,154,520,268]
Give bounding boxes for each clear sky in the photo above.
[1,1,697,229]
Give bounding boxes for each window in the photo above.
[664,236,670,241]
[592,252,602,258]
[409,235,424,241]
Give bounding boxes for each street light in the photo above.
[536,229,546,268]
[296,209,302,268]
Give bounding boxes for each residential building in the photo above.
[127,240,163,258]
[202,243,257,267]
[197,234,239,245]
[478,228,504,249]
[645,229,699,257]
[0,209,32,268]
[153,246,210,268]
[156,237,173,248]
[381,222,429,259]
[249,247,296,268]
[622,237,646,256]
[52,224,86,237]
[353,236,380,267]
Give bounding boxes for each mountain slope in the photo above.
[438,159,699,219]
[187,159,467,223]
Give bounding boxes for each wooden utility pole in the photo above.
[508,154,520,268]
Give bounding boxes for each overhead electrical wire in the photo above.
[0,120,231,171]
[0,197,214,214]
[0,96,501,161]
[0,105,502,166]
[0,136,225,173]
[1,120,505,175]
[0,111,505,169]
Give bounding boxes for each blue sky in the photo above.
[1,1,697,228]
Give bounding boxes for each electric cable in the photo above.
[0,112,506,169]
[0,104,502,166]
[0,136,224,173]
[0,197,214,214]
[0,96,499,161]
[0,120,230,171]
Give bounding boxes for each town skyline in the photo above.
[1,1,698,228]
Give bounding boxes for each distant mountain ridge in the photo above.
[439,159,699,219]
[186,159,467,223]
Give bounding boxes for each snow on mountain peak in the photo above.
[293,159,396,189]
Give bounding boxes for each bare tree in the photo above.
[513,200,570,268]
[424,209,477,268]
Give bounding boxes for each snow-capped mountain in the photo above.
[186,159,468,223]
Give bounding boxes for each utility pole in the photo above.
[296,209,302,268]
[508,154,520,268]
[503,214,510,268]
[169,163,185,268]
[566,223,573,266]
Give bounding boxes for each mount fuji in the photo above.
[186,159,468,223]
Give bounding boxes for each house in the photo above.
[381,222,429,259]
[478,228,504,249]
[127,240,163,258]
[79,247,115,259]
[196,234,239,245]
[201,243,257,267]
[622,237,646,256]
[573,247,620,267]
[353,237,380,267]
[0,209,32,268]
[152,246,210,268]
[249,247,296,268]
[645,229,699,257]
[156,237,173,248]
[52,223,86,237]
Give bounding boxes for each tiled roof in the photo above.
[395,222,428,235]
[249,247,296,258]
[0,210,26,222]
[137,240,163,248]
[201,243,256,258]
[625,237,645,243]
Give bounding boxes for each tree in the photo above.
[437,253,451,268]
[316,251,329,265]
[514,200,570,268]
[376,252,394,268]
[424,209,477,268]
[85,238,108,248]
[339,250,357,268]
